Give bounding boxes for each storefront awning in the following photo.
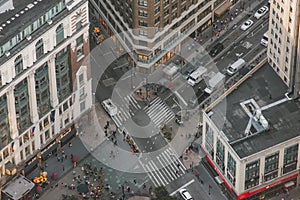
[284,181,295,188]
[214,1,232,17]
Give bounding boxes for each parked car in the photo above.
[179,188,193,200]
[209,43,224,57]
[240,19,254,30]
[254,6,269,19]
[182,66,195,80]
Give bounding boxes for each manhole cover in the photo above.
[183,156,188,160]
[102,78,116,87]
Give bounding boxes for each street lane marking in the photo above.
[170,179,195,196]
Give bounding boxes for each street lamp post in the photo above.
[121,185,125,200]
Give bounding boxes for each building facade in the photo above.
[267,0,300,97]
[89,0,231,73]
[201,64,300,200]
[0,0,92,184]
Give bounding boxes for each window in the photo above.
[139,30,148,36]
[56,24,64,45]
[138,10,148,17]
[139,20,148,27]
[286,57,289,63]
[284,76,287,82]
[155,6,160,14]
[77,46,83,60]
[76,13,82,31]
[164,10,169,17]
[35,39,44,60]
[79,74,84,85]
[80,101,85,112]
[155,17,160,24]
[76,35,83,47]
[138,0,147,7]
[163,0,170,7]
[14,55,23,76]
[172,3,178,10]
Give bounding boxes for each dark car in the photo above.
[182,66,195,79]
[209,43,224,57]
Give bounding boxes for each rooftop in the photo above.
[0,0,61,46]
[2,174,35,200]
[209,63,300,158]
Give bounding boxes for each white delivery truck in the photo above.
[226,58,246,76]
[101,98,118,116]
[204,72,225,94]
[187,66,207,86]
[260,32,268,47]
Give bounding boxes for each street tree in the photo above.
[151,186,181,200]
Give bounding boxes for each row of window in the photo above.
[0,0,66,57]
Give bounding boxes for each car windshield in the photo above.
[228,66,235,72]
[245,21,250,25]
[188,77,196,82]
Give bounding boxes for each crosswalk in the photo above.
[143,97,174,127]
[112,94,141,128]
[141,147,186,187]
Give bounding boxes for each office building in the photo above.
[267,0,300,98]
[201,62,300,200]
[89,0,233,73]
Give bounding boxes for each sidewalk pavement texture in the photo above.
[27,103,151,199]
[199,0,263,49]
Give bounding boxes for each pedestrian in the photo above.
[114,140,117,146]
[65,154,68,160]
[45,162,48,168]
[57,155,60,162]
[143,183,146,189]
[62,163,65,171]
[126,186,130,193]
[69,142,72,147]
[177,163,180,169]
[71,154,73,160]
[133,178,136,184]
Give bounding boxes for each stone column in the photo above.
[27,72,39,123]
[48,54,59,107]
[7,87,18,140]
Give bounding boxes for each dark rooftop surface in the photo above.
[210,63,300,158]
[0,0,61,46]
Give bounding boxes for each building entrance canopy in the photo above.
[214,1,232,17]
[2,174,35,200]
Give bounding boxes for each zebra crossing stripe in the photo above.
[112,115,122,128]
[147,103,165,117]
[144,164,159,187]
[119,107,130,119]
[150,97,160,105]
[161,152,180,177]
[165,113,175,124]
[157,155,175,181]
[148,160,167,186]
[129,95,141,109]
[166,148,186,173]
[153,109,174,125]
[126,95,138,110]
[149,160,169,186]
[156,156,172,183]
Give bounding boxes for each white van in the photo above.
[187,66,207,86]
[204,72,225,94]
[226,58,246,76]
[260,32,268,47]
[101,98,118,116]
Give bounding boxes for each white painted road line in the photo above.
[170,179,195,196]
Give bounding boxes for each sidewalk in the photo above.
[198,0,263,50]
